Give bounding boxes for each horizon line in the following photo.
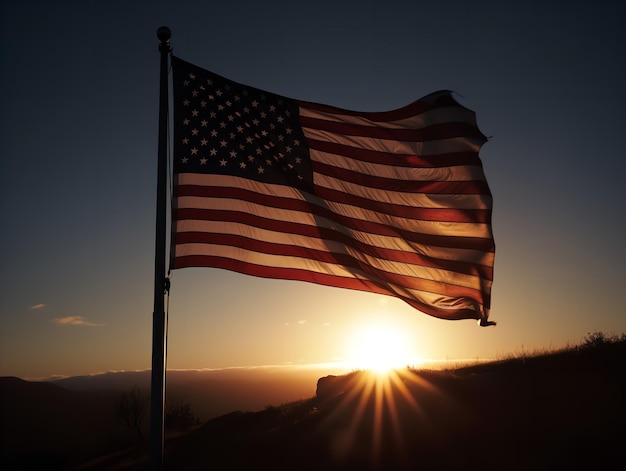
[12,358,495,383]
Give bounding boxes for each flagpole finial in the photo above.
[157,26,171,52]
[157,26,171,41]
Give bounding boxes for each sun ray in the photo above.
[318,367,449,468]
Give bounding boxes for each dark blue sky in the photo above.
[1,0,624,378]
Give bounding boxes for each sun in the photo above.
[346,323,414,373]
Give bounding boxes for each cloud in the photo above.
[298,320,306,325]
[31,303,45,310]
[53,316,104,327]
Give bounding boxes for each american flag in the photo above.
[171,56,495,324]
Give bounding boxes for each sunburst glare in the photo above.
[318,368,446,469]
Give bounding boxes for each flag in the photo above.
[170,56,495,324]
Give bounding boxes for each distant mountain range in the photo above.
[50,365,348,420]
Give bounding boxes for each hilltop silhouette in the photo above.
[2,334,625,470]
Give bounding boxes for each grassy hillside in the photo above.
[80,334,625,471]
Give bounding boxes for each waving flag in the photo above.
[170,56,495,324]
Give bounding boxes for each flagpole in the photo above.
[150,25,171,471]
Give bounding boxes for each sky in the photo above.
[1,0,625,380]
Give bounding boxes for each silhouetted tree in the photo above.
[117,386,147,443]
[165,395,199,432]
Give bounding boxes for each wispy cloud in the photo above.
[53,316,104,327]
[298,319,306,325]
[31,303,45,310]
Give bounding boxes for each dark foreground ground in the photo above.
[75,339,625,471]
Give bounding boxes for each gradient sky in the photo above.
[1,0,625,379]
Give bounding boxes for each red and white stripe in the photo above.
[173,91,494,322]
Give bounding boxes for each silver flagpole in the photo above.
[150,25,171,471]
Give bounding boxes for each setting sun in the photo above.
[346,323,415,373]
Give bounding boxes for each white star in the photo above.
[200,157,208,164]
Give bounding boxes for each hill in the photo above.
[0,377,131,469]
[0,366,342,469]
[82,337,626,470]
